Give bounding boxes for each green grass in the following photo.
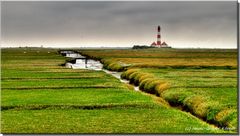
[2,108,226,134]
[120,68,237,130]
[2,69,100,78]
[2,89,154,107]
[1,47,237,133]
[79,48,238,132]
[1,77,123,88]
[78,48,237,59]
[79,48,237,70]
[140,68,237,107]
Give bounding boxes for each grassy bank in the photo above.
[121,68,237,129]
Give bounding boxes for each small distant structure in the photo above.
[151,42,157,46]
[150,26,171,48]
[59,50,75,56]
[161,41,168,48]
[132,45,155,49]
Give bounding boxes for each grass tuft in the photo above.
[121,69,139,79]
[155,82,170,96]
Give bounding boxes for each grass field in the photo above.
[121,68,237,128]
[80,48,237,71]
[1,47,236,133]
[79,48,238,132]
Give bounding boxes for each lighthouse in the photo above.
[151,25,170,48]
[157,26,161,46]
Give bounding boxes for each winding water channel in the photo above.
[61,51,139,91]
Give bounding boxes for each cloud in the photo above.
[1,1,237,48]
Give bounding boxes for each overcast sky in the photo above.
[1,1,238,48]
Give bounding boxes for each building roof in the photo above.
[151,42,157,46]
[162,42,168,45]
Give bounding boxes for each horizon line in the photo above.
[1,46,237,50]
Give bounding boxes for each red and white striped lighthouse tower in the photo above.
[150,25,170,48]
[157,25,161,47]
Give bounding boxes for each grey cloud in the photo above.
[1,1,237,48]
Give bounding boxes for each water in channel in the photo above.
[62,52,139,91]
